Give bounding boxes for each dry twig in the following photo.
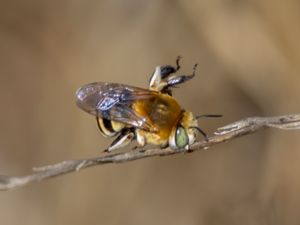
[1,114,300,191]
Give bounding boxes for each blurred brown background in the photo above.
[1,1,300,225]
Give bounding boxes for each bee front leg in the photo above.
[105,129,135,152]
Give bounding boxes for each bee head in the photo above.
[169,111,198,150]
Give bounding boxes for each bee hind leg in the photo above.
[104,129,135,152]
[161,56,181,79]
[162,64,198,92]
[149,56,181,91]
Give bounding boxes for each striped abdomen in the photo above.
[96,117,125,137]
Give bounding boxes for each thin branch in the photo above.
[1,114,300,191]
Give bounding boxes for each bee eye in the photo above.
[175,126,188,149]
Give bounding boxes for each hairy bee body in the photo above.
[133,93,182,141]
[76,57,216,152]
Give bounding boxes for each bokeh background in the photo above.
[1,1,300,225]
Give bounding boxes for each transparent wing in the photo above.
[76,82,157,131]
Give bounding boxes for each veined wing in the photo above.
[76,82,158,132]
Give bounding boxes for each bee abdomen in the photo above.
[97,118,125,137]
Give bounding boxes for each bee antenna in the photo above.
[176,56,182,71]
[192,63,198,76]
[196,114,223,120]
[189,126,209,142]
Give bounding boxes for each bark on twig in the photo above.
[1,114,300,191]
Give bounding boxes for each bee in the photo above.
[76,57,221,152]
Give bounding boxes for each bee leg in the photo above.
[104,129,135,152]
[161,56,181,78]
[131,145,146,153]
[185,147,194,153]
[163,64,197,89]
[160,143,169,149]
[135,129,147,149]
[149,56,181,91]
[189,126,209,142]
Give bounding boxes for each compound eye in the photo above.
[175,126,188,149]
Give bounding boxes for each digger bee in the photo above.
[76,57,221,152]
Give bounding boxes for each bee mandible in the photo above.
[76,57,221,152]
